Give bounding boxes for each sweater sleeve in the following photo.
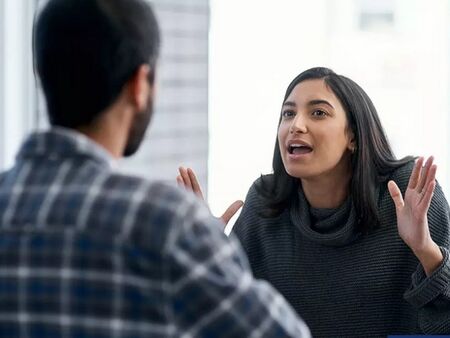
[403,182,450,334]
[232,178,278,281]
[232,179,263,255]
[233,187,254,240]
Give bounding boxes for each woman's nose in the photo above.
[289,115,307,134]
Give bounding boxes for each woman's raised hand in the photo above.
[177,167,243,226]
[387,156,443,276]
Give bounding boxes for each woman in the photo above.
[178,67,449,337]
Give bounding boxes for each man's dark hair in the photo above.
[34,0,160,128]
[256,67,414,234]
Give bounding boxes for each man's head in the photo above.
[34,0,160,156]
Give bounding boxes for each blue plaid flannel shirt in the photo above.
[0,128,310,338]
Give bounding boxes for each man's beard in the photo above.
[123,97,153,157]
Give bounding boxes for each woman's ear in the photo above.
[347,130,357,153]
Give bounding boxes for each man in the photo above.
[0,0,310,337]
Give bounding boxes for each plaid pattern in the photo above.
[0,128,310,338]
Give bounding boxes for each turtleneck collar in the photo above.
[290,186,361,247]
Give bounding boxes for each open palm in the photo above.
[176,167,243,226]
[388,156,437,252]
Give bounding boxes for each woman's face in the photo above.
[278,79,355,180]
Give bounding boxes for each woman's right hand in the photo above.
[177,166,243,226]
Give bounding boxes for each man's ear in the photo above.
[128,64,154,111]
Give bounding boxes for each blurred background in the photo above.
[0,0,449,232]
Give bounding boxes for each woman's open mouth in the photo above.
[288,144,312,154]
[287,143,313,159]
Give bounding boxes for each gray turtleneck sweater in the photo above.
[232,162,450,337]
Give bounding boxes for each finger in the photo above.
[220,200,244,225]
[178,167,185,184]
[178,167,187,186]
[419,164,436,204]
[176,175,184,188]
[417,156,434,193]
[179,166,193,190]
[388,180,404,210]
[187,168,204,200]
[408,157,424,190]
[420,162,436,199]
[419,180,436,212]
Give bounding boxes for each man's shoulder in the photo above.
[101,171,198,213]
[0,159,210,243]
[100,172,214,249]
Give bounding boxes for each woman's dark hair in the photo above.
[256,67,413,233]
[34,0,160,128]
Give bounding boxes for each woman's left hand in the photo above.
[388,156,443,276]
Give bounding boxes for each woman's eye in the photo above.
[312,109,327,117]
[282,110,295,118]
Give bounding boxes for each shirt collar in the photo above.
[17,127,116,169]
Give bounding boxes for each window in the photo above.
[359,0,395,31]
[0,0,37,170]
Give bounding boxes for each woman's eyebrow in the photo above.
[307,99,334,109]
[282,101,296,107]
